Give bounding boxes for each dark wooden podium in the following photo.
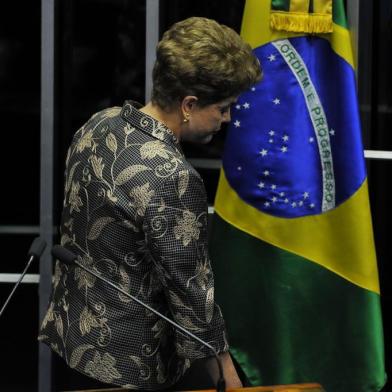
[70,383,324,392]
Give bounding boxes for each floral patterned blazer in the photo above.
[38,101,228,390]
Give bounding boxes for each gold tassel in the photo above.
[270,12,333,34]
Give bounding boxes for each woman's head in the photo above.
[151,17,262,110]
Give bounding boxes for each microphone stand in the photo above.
[52,245,226,392]
[0,237,46,319]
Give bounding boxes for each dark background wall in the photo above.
[0,0,390,390]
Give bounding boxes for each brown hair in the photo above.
[151,17,262,109]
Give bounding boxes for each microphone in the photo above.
[52,245,226,392]
[0,237,47,318]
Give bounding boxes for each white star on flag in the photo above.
[330,129,335,136]
[237,166,242,171]
[299,201,304,206]
[235,104,241,110]
[258,182,265,189]
[303,192,309,199]
[263,170,270,176]
[282,135,289,141]
[280,192,285,197]
[251,87,256,91]
[268,54,276,61]
[272,197,277,203]
[309,137,314,143]
[269,139,274,143]
[264,201,270,207]
[284,198,289,203]
[260,149,268,156]
[273,98,280,105]
[281,146,288,153]
[234,120,241,127]
[269,130,275,136]
[243,102,250,109]
[271,184,277,190]
[291,202,297,207]
[310,203,315,208]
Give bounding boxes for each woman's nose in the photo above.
[223,109,231,123]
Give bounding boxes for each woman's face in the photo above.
[182,96,237,144]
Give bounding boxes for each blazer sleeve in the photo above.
[143,168,228,360]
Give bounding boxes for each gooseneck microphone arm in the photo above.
[51,245,226,392]
[0,237,47,318]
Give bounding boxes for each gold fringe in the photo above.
[270,12,333,34]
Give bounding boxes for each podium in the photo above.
[188,385,324,392]
[70,383,324,392]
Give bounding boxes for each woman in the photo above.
[39,16,261,391]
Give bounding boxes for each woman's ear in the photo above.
[181,95,198,119]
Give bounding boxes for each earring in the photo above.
[183,113,190,123]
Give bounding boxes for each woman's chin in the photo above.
[183,131,215,144]
[200,133,215,144]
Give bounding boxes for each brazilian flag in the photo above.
[210,0,386,390]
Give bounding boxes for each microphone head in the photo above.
[28,237,47,258]
[52,245,77,266]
